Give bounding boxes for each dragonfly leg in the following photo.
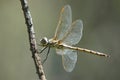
[39,46,48,54]
[42,46,51,64]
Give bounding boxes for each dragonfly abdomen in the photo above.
[63,45,109,57]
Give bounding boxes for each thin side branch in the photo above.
[19,0,47,80]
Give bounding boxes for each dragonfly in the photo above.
[39,5,109,72]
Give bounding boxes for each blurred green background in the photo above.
[0,0,120,80]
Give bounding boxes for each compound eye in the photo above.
[40,37,48,46]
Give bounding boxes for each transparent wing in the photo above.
[53,5,72,40]
[62,20,83,45]
[56,49,77,72]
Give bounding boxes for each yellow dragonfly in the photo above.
[39,5,109,72]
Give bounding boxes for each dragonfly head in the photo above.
[40,37,49,46]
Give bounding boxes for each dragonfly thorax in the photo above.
[48,38,64,49]
[40,37,49,46]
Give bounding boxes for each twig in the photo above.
[19,0,47,80]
